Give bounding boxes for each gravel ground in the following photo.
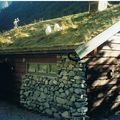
[91,115,120,120]
[1,100,120,120]
[0,101,59,120]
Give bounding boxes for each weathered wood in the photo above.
[101,43,120,51]
[75,21,120,59]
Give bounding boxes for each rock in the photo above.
[72,112,80,116]
[75,102,82,108]
[59,83,64,87]
[115,111,120,115]
[62,71,68,76]
[61,111,70,118]
[65,90,69,96]
[60,93,66,98]
[46,109,52,115]
[70,107,76,113]
[40,92,46,99]
[70,96,76,102]
[33,91,40,99]
[55,91,59,96]
[59,88,64,93]
[69,88,74,93]
[69,71,75,77]
[74,89,80,94]
[74,76,80,80]
[56,97,67,104]
[53,80,57,85]
[54,113,61,119]
[62,76,68,80]
[73,84,79,88]
[44,102,50,108]
[68,64,74,70]
[77,107,88,113]
[44,88,48,94]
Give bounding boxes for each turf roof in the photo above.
[0,5,120,53]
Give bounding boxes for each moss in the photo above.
[0,5,120,52]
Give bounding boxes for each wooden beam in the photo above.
[75,21,120,59]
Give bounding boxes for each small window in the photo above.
[49,64,57,74]
[27,63,37,73]
[27,63,57,75]
[38,64,48,73]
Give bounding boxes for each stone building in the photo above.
[0,4,120,120]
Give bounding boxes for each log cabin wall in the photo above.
[86,33,120,117]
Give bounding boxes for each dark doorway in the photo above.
[0,62,14,102]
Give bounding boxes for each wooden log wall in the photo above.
[86,33,120,117]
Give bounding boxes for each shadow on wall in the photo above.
[86,41,120,118]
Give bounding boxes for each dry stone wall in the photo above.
[20,55,88,119]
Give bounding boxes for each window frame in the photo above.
[26,62,57,76]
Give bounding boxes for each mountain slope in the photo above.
[0,1,89,32]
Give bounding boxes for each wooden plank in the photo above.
[75,21,120,59]
[102,43,120,51]
[86,57,118,65]
[97,50,120,57]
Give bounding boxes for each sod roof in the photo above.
[0,5,120,53]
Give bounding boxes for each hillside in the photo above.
[0,1,89,32]
[0,4,120,53]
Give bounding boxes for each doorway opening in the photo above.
[0,61,14,102]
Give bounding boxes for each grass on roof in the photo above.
[0,5,120,51]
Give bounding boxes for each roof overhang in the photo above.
[75,21,120,59]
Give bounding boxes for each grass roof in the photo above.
[0,5,120,53]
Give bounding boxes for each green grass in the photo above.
[0,5,120,52]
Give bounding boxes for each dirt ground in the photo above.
[0,100,59,120]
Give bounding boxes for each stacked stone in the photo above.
[20,55,88,120]
[57,55,88,120]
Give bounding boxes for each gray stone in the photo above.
[69,88,74,93]
[44,88,48,94]
[73,84,80,88]
[59,88,64,93]
[70,96,76,102]
[59,83,64,87]
[76,79,81,84]
[60,93,66,98]
[70,107,76,113]
[46,109,52,115]
[54,113,61,119]
[74,76,80,80]
[44,102,50,108]
[72,112,81,116]
[45,81,49,85]
[33,91,40,99]
[61,111,70,118]
[56,97,67,104]
[68,64,74,70]
[40,88,44,92]
[69,71,75,77]
[62,76,68,80]
[62,71,68,76]
[40,92,46,99]
[65,90,69,96]
[74,89,80,94]
[53,80,57,85]
[75,102,88,108]
[55,91,59,96]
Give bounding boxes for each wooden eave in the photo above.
[75,21,120,59]
[0,45,78,55]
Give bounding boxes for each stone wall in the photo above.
[20,55,88,119]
